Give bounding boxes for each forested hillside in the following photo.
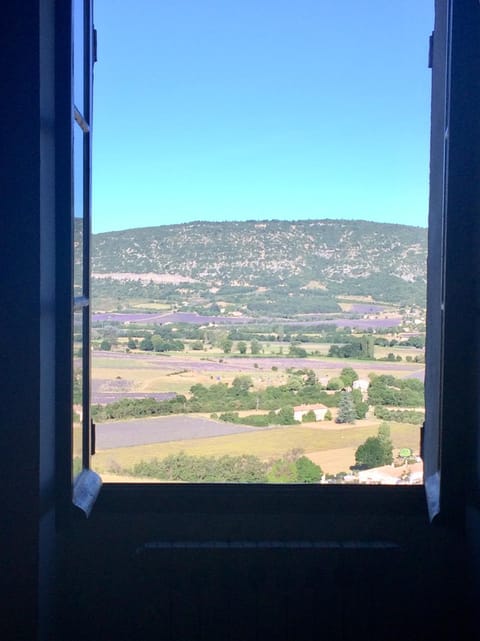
[89,219,427,310]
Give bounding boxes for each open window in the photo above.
[87,2,431,488]
[62,0,480,523]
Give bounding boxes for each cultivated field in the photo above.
[92,350,424,401]
[93,415,420,478]
[89,305,425,482]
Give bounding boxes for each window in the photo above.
[88,2,431,487]
[62,0,480,521]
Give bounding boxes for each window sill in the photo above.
[94,482,426,517]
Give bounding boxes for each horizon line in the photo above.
[93,217,428,235]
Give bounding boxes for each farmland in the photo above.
[90,317,425,484]
[86,218,427,483]
[94,415,420,479]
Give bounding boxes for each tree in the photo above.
[100,339,112,351]
[127,337,137,349]
[237,341,247,354]
[289,344,308,358]
[352,388,369,419]
[303,369,317,386]
[340,367,359,388]
[295,456,323,483]
[354,437,387,468]
[152,335,166,352]
[250,339,261,355]
[336,392,356,424]
[327,377,344,391]
[232,375,253,394]
[302,410,317,423]
[377,422,394,464]
[139,336,154,351]
[276,406,296,425]
[151,335,185,352]
[355,423,393,468]
[221,338,233,354]
[360,334,375,359]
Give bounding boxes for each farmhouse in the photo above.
[293,403,328,422]
[353,378,370,396]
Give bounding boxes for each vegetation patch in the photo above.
[124,449,322,484]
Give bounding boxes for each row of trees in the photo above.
[126,450,323,483]
[91,365,424,426]
[328,335,375,360]
[374,406,424,425]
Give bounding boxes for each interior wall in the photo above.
[57,487,472,641]
[0,2,59,639]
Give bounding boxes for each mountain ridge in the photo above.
[90,218,427,308]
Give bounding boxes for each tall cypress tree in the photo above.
[336,392,357,424]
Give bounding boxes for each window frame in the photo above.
[423,0,480,525]
[61,0,480,525]
[73,0,94,476]
[57,0,101,518]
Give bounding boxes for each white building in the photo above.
[293,404,328,422]
[353,379,370,395]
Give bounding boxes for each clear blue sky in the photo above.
[92,1,434,233]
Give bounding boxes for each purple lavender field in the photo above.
[96,415,259,449]
[348,304,385,313]
[92,311,402,329]
[93,351,422,374]
[92,311,255,325]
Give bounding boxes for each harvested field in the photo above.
[307,447,357,474]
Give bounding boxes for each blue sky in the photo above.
[92,1,434,233]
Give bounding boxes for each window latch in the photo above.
[420,421,425,460]
[90,419,96,456]
[93,28,98,64]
